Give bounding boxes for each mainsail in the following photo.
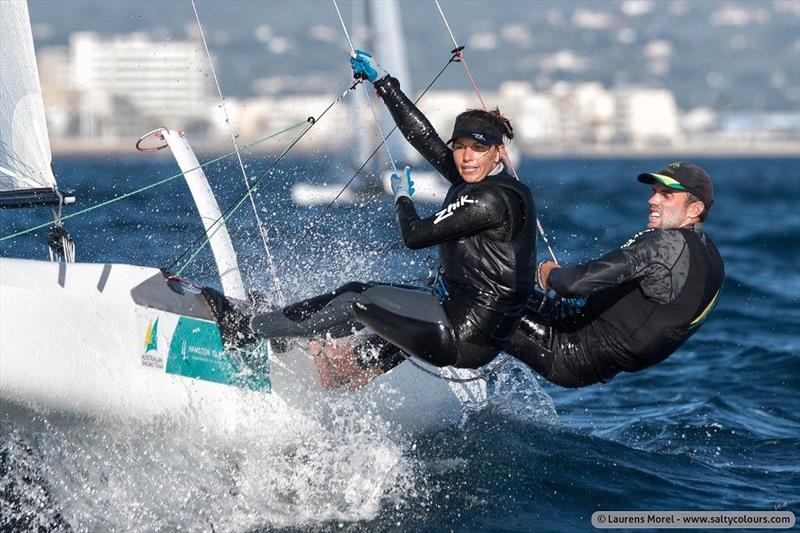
[0,0,68,207]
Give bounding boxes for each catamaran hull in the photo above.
[0,257,484,433]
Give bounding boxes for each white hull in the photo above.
[291,182,355,206]
[0,257,485,434]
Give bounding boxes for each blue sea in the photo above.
[1,155,798,531]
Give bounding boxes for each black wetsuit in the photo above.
[506,225,725,387]
[248,76,537,369]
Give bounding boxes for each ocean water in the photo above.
[1,155,798,531]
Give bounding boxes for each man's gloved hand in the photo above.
[350,49,389,83]
[390,166,415,203]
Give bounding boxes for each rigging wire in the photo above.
[168,82,360,276]
[332,0,399,174]
[48,195,75,263]
[47,193,76,263]
[274,52,460,272]
[191,0,285,304]
[432,0,559,265]
[0,122,309,244]
[433,1,486,110]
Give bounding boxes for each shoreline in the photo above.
[50,139,800,159]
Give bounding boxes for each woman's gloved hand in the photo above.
[390,166,415,203]
[350,49,389,83]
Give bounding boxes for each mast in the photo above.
[368,0,418,165]
[137,128,247,300]
[0,0,73,209]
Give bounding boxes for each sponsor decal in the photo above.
[472,133,486,142]
[141,317,165,368]
[144,318,159,352]
[141,352,164,369]
[620,229,652,249]
[165,317,271,392]
[434,194,477,224]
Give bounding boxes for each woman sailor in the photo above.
[210,50,537,374]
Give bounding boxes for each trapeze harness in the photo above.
[505,225,725,387]
[249,76,537,369]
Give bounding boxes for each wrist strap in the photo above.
[535,260,548,290]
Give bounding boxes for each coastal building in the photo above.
[612,87,682,147]
[35,32,796,155]
[67,32,214,138]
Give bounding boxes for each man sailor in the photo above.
[504,162,725,386]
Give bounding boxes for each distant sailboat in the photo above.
[292,0,449,205]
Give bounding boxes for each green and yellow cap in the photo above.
[637,162,714,210]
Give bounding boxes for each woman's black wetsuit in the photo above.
[248,76,537,369]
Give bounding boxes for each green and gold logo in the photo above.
[144,318,159,352]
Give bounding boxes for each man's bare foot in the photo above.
[310,337,385,391]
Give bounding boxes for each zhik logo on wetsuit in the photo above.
[434,194,477,224]
[620,229,653,249]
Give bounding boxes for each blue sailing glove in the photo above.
[350,49,389,83]
[391,166,415,202]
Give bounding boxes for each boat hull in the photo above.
[0,257,485,433]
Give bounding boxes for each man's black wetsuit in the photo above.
[506,225,725,387]
[248,76,537,369]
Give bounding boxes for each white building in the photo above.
[37,46,75,138]
[613,87,682,147]
[69,32,213,137]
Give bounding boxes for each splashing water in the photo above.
[3,157,797,530]
[1,396,410,530]
[1,357,556,531]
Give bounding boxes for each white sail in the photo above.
[0,0,57,194]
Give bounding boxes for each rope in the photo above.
[275,53,459,271]
[278,2,459,270]
[0,122,308,244]
[432,0,559,264]
[168,83,359,275]
[191,0,285,304]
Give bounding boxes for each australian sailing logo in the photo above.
[144,318,159,352]
[434,194,477,224]
[141,318,164,368]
